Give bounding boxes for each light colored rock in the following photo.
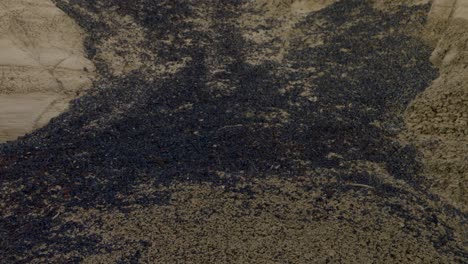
[0,0,95,142]
[0,93,62,142]
[0,0,94,94]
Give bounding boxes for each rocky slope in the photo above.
[0,0,467,263]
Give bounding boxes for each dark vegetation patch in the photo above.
[2,0,436,208]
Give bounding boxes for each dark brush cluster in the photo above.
[285,1,437,182]
[2,0,466,262]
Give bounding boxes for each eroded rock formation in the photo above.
[0,0,94,142]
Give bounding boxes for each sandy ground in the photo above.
[0,0,94,142]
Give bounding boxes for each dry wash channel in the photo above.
[0,0,467,263]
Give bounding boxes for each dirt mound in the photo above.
[403,2,468,211]
[255,0,338,12]
[66,178,461,263]
[241,0,338,63]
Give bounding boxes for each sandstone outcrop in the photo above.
[0,0,94,142]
